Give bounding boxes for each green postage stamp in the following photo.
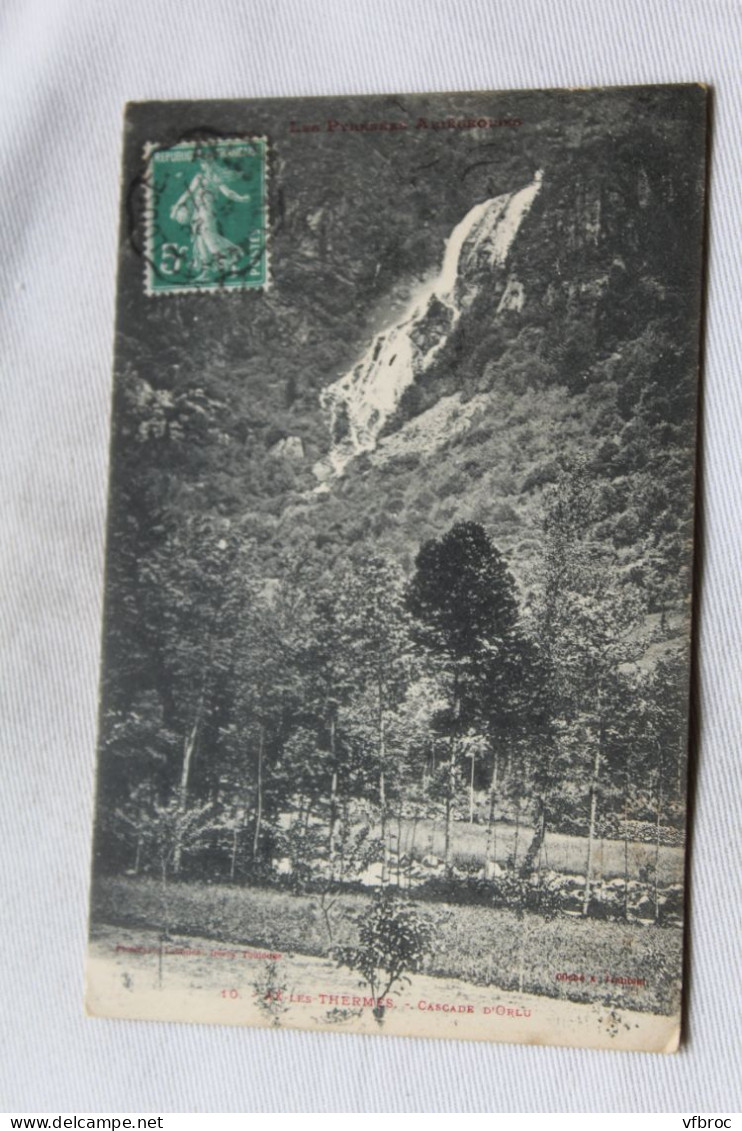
[144,138,268,295]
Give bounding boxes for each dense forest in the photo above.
[92,88,704,967]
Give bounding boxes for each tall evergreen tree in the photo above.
[406,522,524,869]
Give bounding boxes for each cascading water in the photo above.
[318,171,543,477]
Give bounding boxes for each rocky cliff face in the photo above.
[316,172,543,477]
[287,147,699,617]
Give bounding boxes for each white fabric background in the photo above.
[1,0,740,1113]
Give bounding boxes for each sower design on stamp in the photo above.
[144,138,268,294]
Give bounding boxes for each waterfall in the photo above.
[318,171,543,477]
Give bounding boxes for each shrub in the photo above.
[333,892,432,1022]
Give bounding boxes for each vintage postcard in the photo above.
[87,86,707,1052]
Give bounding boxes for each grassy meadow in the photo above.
[92,875,682,1015]
[384,816,684,884]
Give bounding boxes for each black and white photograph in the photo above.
[84,86,707,1053]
